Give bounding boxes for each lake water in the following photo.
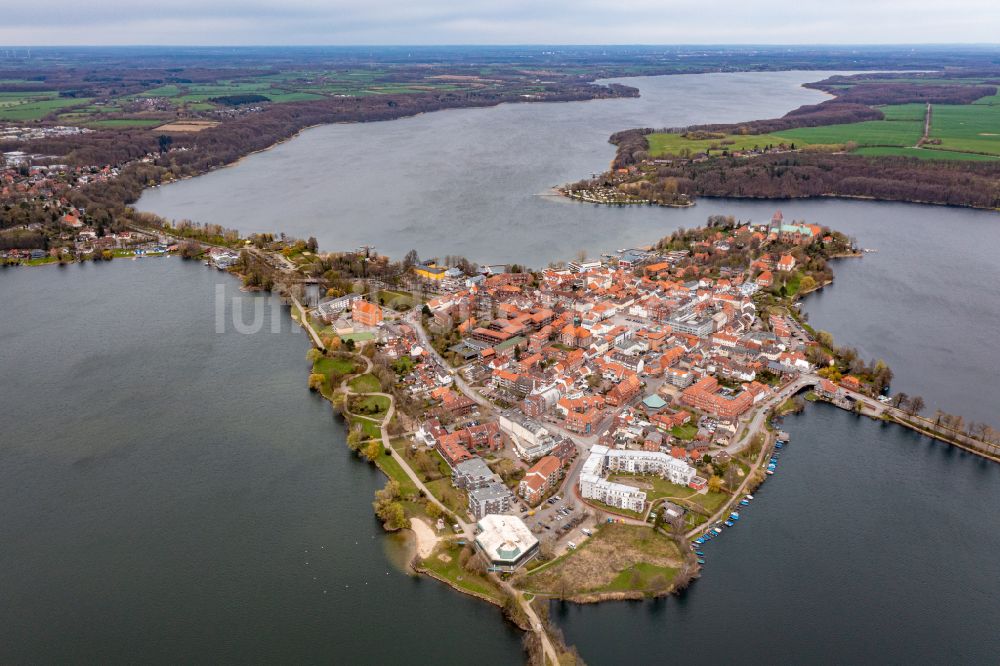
[7,71,1000,663]
[138,71,839,266]
[0,259,523,664]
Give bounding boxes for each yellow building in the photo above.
[414,263,447,281]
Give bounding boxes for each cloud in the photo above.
[0,0,998,44]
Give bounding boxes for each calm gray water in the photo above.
[138,71,839,265]
[0,259,522,664]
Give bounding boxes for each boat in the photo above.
[729,512,740,520]
[740,500,750,506]
[766,470,775,475]
[724,520,734,527]
[695,550,704,556]
[697,559,706,565]
[745,494,754,500]
[712,528,723,535]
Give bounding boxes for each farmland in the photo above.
[647,131,797,157]
[774,118,924,148]
[853,146,999,161]
[0,67,491,128]
[0,94,92,121]
[925,103,1000,156]
[646,100,999,161]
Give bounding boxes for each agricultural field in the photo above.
[84,118,164,128]
[854,146,998,160]
[648,99,999,161]
[877,103,928,121]
[646,131,797,157]
[774,118,924,148]
[925,103,1000,156]
[116,72,475,110]
[0,66,484,128]
[0,94,91,121]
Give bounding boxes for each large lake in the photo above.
[4,71,998,662]
[140,71,1000,423]
[0,260,523,664]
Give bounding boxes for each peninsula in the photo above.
[566,70,1000,210]
[41,206,993,664]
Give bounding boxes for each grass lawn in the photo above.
[523,523,682,596]
[353,416,383,439]
[421,541,503,602]
[609,474,697,503]
[603,562,679,592]
[340,331,376,343]
[348,373,382,394]
[313,355,360,385]
[375,452,418,498]
[685,489,730,515]
[670,423,698,440]
[350,394,390,419]
[424,478,468,515]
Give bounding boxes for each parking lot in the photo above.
[519,495,595,551]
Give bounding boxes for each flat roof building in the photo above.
[474,514,539,572]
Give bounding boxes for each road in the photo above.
[407,311,495,411]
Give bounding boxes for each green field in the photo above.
[85,118,163,128]
[348,373,382,393]
[648,99,1000,161]
[350,394,390,419]
[927,104,1000,156]
[854,146,998,161]
[0,96,91,121]
[878,103,928,121]
[647,131,795,157]
[774,119,923,148]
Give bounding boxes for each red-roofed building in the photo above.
[777,255,796,272]
[607,374,642,407]
[518,455,562,505]
[352,300,383,327]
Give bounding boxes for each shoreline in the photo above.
[558,185,1000,213]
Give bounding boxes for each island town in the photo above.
[7,207,1000,662]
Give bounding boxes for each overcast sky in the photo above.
[1,1,998,45]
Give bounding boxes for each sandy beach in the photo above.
[410,518,439,559]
